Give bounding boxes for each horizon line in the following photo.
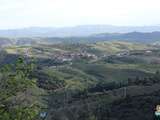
[1,24,160,30]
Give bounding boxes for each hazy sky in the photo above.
[0,0,160,29]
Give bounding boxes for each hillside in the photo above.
[0,41,160,120]
[1,25,160,37]
[0,31,160,49]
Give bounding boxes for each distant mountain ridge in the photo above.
[1,31,160,47]
[42,31,160,43]
[1,25,160,37]
[91,31,160,43]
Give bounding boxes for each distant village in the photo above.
[53,51,98,62]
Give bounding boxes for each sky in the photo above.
[0,0,160,29]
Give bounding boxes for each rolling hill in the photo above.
[0,25,160,37]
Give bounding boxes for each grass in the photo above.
[71,62,154,84]
[43,66,98,91]
[102,63,160,73]
[92,41,154,54]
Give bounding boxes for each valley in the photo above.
[0,39,160,120]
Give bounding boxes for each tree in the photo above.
[0,57,40,120]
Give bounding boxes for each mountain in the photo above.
[91,31,160,43]
[42,31,160,43]
[0,37,14,47]
[1,31,160,47]
[1,25,160,37]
